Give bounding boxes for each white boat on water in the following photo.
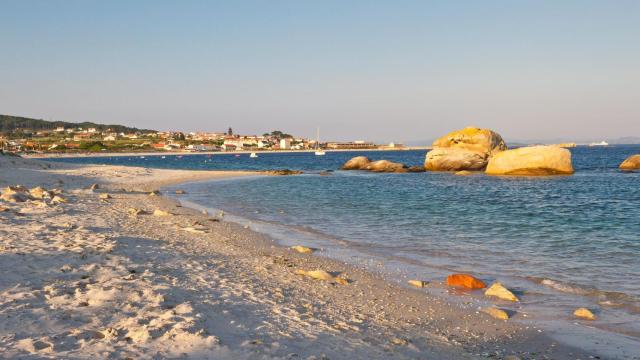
[250,152,258,158]
[314,127,325,156]
[589,141,609,147]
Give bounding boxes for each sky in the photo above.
[1,0,639,143]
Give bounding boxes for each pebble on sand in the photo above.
[484,282,519,302]
[408,280,428,288]
[153,209,171,217]
[291,245,314,254]
[128,208,147,216]
[99,193,111,199]
[573,307,596,320]
[483,307,510,320]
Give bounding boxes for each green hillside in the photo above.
[0,114,154,134]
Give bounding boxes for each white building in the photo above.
[279,138,291,150]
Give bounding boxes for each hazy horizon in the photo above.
[1,1,639,143]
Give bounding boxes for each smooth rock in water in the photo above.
[408,280,427,288]
[573,307,596,320]
[149,190,160,196]
[341,156,371,170]
[365,160,408,173]
[153,209,171,217]
[295,269,334,281]
[485,146,574,176]
[483,307,509,320]
[446,273,486,289]
[90,183,100,190]
[619,154,640,170]
[175,189,186,194]
[99,193,111,199]
[485,282,519,302]
[454,170,475,176]
[425,127,507,171]
[291,245,314,254]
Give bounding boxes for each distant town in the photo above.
[0,115,406,154]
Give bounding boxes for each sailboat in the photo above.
[314,127,326,156]
[250,152,258,158]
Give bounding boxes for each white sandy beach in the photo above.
[0,154,604,359]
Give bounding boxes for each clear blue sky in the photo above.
[1,0,638,143]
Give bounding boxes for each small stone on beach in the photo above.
[483,307,509,320]
[153,209,171,216]
[408,280,427,288]
[291,245,314,254]
[484,282,519,302]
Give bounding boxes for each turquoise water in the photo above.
[52,146,640,340]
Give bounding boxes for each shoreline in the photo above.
[22,147,431,159]
[0,154,625,359]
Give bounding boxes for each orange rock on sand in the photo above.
[446,273,486,289]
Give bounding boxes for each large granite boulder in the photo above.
[365,160,408,173]
[425,127,507,171]
[485,145,574,176]
[341,156,371,170]
[619,154,640,171]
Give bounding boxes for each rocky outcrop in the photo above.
[341,156,371,170]
[269,169,303,176]
[341,157,410,173]
[366,160,408,173]
[425,127,507,171]
[446,273,486,289]
[619,154,640,170]
[485,145,574,176]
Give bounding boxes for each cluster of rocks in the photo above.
[442,272,596,321]
[341,126,588,176]
[0,185,67,205]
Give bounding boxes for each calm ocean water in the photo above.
[52,146,640,340]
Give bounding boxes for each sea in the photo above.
[50,145,640,351]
